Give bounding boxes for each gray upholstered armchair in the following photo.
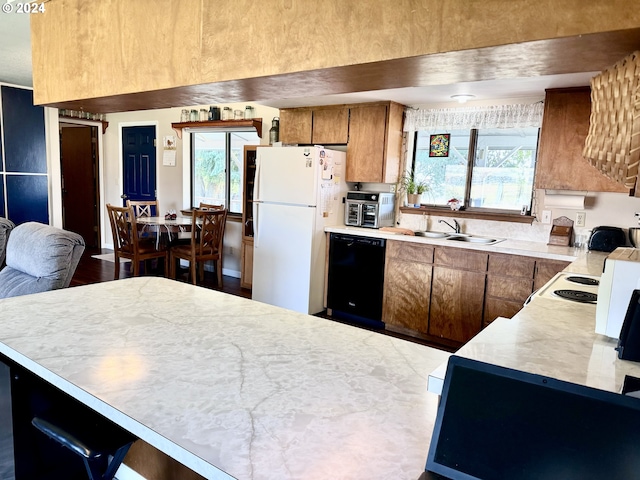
[0,222,85,299]
[0,217,15,269]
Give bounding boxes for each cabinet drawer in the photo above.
[387,240,434,264]
[434,246,488,272]
[488,253,535,278]
[486,276,533,302]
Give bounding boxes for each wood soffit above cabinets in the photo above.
[36,29,640,113]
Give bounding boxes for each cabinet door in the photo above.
[312,108,349,144]
[382,258,432,333]
[382,241,434,333]
[534,259,571,290]
[241,239,253,289]
[535,87,626,192]
[279,109,312,144]
[484,253,535,324]
[429,266,486,343]
[346,104,387,182]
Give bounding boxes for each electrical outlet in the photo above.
[390,184,396,193]
[576,211,586,228]
[541,210,552,224]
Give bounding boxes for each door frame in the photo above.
[51,114,105,247]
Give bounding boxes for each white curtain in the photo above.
[404,103,544,131]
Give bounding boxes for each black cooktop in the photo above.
[553,289,598,303]
[566,276,600,287]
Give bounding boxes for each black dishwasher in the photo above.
[327,233,386,327]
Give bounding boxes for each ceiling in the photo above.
[0,13,599,109]
[0,11,32,88]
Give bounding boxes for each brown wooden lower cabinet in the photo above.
[483,253,536,326]
[429,266,486,343]
[240,238,253,289]
[381,241,571,347]
[534,259,571,290]
[382,241,433,333]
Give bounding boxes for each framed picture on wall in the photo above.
[429,133,450,157]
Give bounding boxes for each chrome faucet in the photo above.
[439,218,460,234]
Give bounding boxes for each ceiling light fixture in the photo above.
[451,94,476,104]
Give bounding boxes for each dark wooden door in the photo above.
[122,126,156,204]
[61,125,99,248]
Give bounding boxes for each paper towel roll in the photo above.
[544,193,585,209]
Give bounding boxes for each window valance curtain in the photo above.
[403,103,544,131]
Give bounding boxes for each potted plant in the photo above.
[400,173,428,207]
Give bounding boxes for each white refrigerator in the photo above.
[252,146,347,314]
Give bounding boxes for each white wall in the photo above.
[99,102,279,276]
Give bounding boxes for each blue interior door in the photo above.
[122,126,156,205]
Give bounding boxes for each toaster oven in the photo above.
[344,191,395,228]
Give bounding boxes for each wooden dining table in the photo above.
[136,216,193,247]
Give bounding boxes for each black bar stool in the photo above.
[32,415,136,480]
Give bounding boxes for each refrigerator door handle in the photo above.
[253,202,260,248]
[254,154,262,203]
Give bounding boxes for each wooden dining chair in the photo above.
[106,204,168,279]
[126,199,159,217]
[127,199,160,240]
[170,208,227,286]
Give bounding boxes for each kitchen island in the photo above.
[0,277,449,480]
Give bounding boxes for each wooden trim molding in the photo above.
[171,119,263,139]
[400,206,535,224]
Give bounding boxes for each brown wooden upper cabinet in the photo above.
[346,102,404,184]
[279,101,404,184]
[279,107,349,145]
[535,87,627,193]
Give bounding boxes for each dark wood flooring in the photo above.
[71,247,453,352]
[70,247,251,298]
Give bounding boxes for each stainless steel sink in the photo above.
[446,235,502,244]
[415,231,450,238]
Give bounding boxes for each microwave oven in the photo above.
[595,247,640,338]
[344,191,395,228]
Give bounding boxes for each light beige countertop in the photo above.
[326,225,580,261]
[0,277,449,480]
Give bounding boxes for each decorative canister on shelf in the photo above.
[447,198,461,211]
[199,109,208,121]
[222,107,232,120]
[244,106,253,119]
[189,109,198,122]
[180,109,189,122]
[269,117,280,144]
[234,109,244,120]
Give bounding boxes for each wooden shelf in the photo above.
[171,118,263,139]
[59,115,109,134]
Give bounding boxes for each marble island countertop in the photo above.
[325,225,581,261]
[0,277,450,480]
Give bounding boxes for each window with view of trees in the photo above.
[412,127,539,211]
[191,130,260,214]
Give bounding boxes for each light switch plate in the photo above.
[541,210,552,224]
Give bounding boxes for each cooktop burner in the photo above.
[566,276,600,286]
[553,289,598,303]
